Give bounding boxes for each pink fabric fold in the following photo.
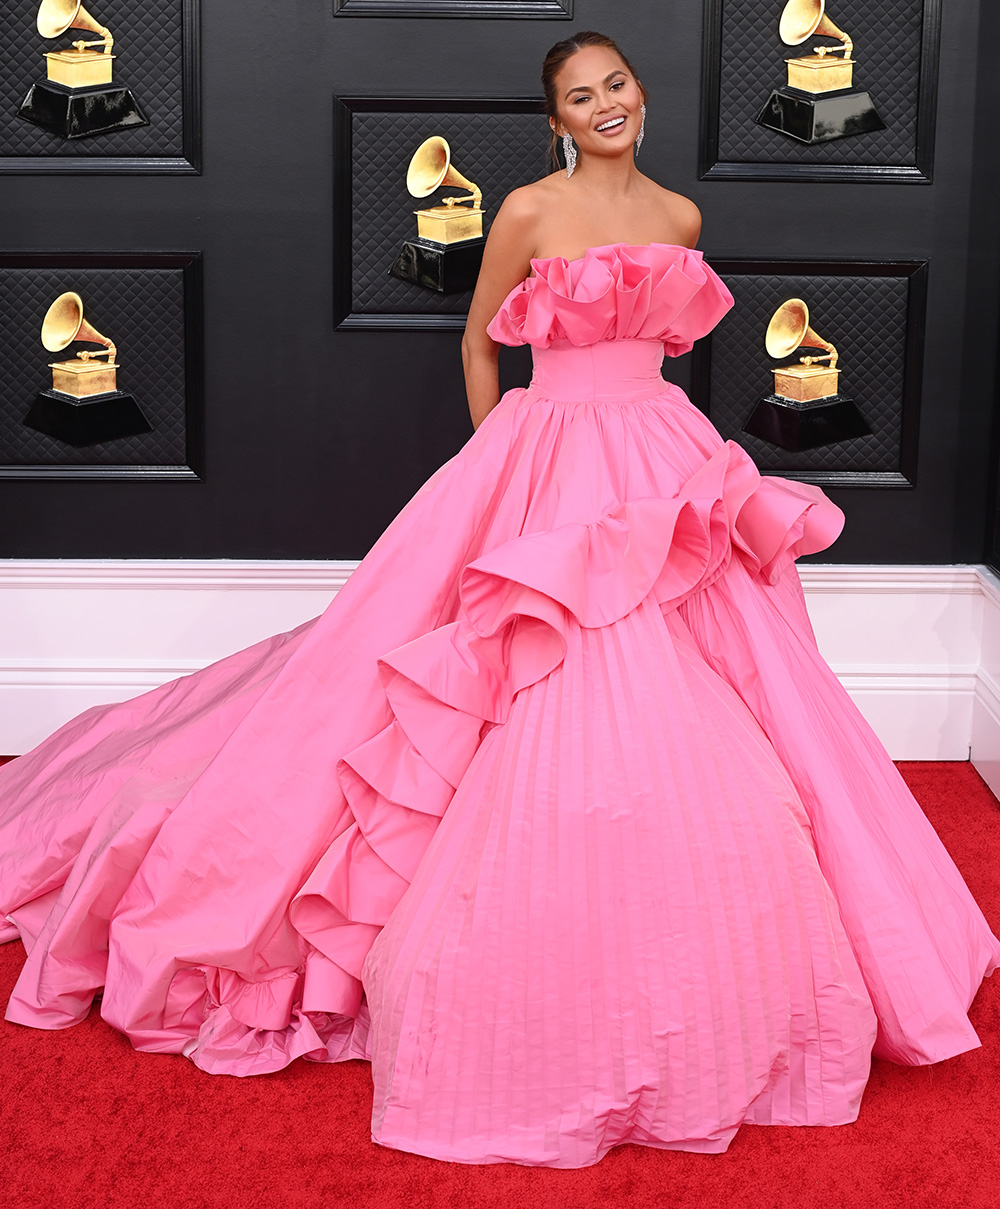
[279,441,846,1020]
[229,440,845,1043]
[486,242,735,356]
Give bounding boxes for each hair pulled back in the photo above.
[541,30,648,171]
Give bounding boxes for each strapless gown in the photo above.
[1,243,997,1167]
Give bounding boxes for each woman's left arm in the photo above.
[462,187,539,430]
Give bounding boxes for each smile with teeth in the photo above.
[595,116,626,132]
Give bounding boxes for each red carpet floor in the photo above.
[1,761,998,1209]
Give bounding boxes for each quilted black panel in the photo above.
[715,0,924,167]
[0,0,184,158]
[349,107,548,316]
[0,266,188,466]
[703,271,911,474]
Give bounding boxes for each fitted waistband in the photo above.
[527,339,669,403]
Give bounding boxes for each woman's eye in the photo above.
[573,95,590,103]
[611,81,624,90]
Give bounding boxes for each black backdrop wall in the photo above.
[2,0,998,562]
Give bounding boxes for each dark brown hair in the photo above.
[541,31,648,171]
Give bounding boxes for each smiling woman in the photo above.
[1,24,997,1175]
[461,31,702,428]
[546,32,649,163]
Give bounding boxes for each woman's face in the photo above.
[550,45,644,163]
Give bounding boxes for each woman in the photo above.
[0,31,997,1168]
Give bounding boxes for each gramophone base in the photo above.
[389,237,486,294]
[755,86,884,144]
[17,81,149,141]
[743,394,871,452]
[24,390,152,448]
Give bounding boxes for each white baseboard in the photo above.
[0,560,353,754]
[797,564,982,763]
[970,567,1000,797]
[0,560,997,770]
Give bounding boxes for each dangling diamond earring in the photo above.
[635,103,646,155]
[562,132,577,178]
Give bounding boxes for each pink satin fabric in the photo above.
[1,244,997,1167]
[528,338,669,402]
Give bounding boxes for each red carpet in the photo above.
[1,761,998,1209]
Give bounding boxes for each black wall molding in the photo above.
[692,259,928,487]
[0,252,203,479]
[333,95,546,330]
[333,1,572,17]
[0,0,201,175]
[699,0,940,183]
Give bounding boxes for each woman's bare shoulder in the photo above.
[488,175,567,258]
[642,179,703,248]
[498,173,565,217]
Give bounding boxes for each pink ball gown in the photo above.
[1,243,997,1167]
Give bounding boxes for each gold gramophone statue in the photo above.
[389,136,487,294]
[18,0,147,140]
[756,0,883,144]
[24,292,151,447]
[742,298,870,450]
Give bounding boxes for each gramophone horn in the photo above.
[765,298,838,368]
[778,0,852,57]
[41,291,117,363]
[36,0,113,50]
[406,136,482,208]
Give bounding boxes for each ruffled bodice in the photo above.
[486,242,734,356]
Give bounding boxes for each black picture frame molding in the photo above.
[692,258,928,488]
[0,252,203,480]
[333,94,545,330]
[333,1,572,16]
[0,0,202,176]
[699,0,941,184]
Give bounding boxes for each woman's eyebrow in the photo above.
[564,70,626,99]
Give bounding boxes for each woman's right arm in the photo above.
[461,187,539,429]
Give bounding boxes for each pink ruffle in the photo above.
[486,242,734,356]
[163,964,370,1074]
[4,430,843,1077]
[284,441,844,1017]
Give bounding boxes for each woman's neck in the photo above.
[569,153,643,199]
